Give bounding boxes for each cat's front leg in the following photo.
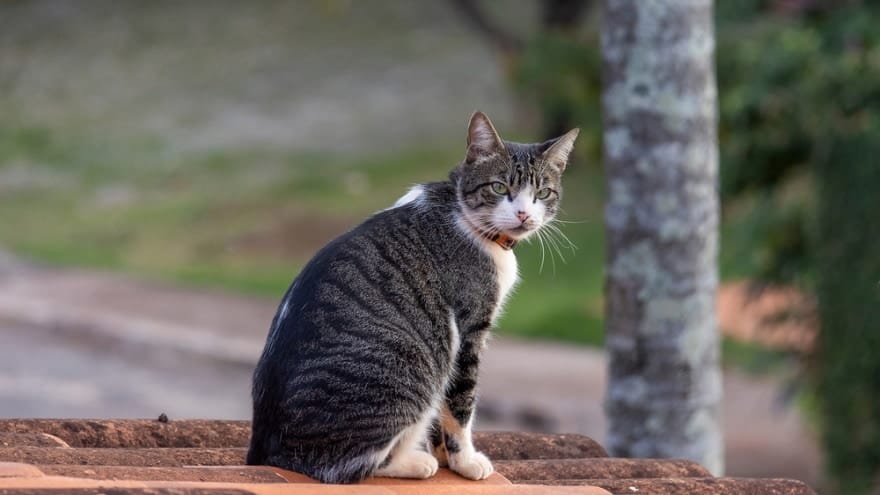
[439,404,493,480]
[442,337,494,480]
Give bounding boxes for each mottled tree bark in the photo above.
[600,0,723,475]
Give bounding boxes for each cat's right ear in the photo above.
[466,111,505,164]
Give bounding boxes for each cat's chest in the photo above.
[487,245,519,320]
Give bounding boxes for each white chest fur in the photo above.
[454,214,521,322]
[487,244,519,322]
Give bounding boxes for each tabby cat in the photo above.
[247,112,578,483]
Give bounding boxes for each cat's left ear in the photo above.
[466,111,506,164]
[539,128,580,172]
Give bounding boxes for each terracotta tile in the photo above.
[39,465,288,484]
[0,432,70,448]
[0,421,607,460]
[361,469,511,485]
[534,477,817,494]
[0,462,44,479]
[495,458,710,481]
[0,419,251,449]
[0,420,816,495]
[474,431,607,460]
[0,447,246,467]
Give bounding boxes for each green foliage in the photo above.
[813,119,880,495]
[719,5,880,491]
[717,4,880,289]
[513,32,602,155]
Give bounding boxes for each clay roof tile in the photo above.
[0,419,816,495]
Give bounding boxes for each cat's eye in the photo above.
[490,182,509,196]
[536,188,553,200]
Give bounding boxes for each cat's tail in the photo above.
[268,452,378,484]
[248,418,378,483]
[248,359,284,466]
[245,415,276,466]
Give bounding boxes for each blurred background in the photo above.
[1,0,877,492]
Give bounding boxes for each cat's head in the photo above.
[453,111,579,243]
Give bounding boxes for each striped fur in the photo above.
[247,112,578,483]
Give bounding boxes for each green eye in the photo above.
[536,188,553,200]
[490,182,509,195]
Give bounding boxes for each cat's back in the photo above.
[300,197,449,293]
[265,197,460,353]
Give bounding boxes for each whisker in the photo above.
[543,229,567,265]
[545,222,578,252]
[546,230,558,274]
[545,232,576,255]
[535,229,547,274]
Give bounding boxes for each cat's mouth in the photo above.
[502,223,539,239]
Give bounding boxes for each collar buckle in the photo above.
[488,232,517,251]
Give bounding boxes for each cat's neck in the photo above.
[456,214,518,251]
[401,180,520,318]
[412,181,518,250]
[454,208,520,321]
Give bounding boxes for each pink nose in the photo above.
[516,211,530,223]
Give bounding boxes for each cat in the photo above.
[247,111,578,483]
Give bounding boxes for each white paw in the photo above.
[375,450,439,479]
[411,451,440,478]
[432,443,449,467]
[449,451,494,480]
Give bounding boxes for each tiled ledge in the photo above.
[0,419,816,495]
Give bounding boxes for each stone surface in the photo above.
[0,463,43,479]
[0,479,611,495]
[0,422,607,461]
[0,419,251,449]
[538,477,816,494]
[363,470,511,486]
[0,433,69,448]
[495,459,709,482]
[474,432,607,460]
[38,465,287,484]
[37,465,511,486]
[0,489,253,495]
[0,447,246,467]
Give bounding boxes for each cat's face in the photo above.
[455,112,578,242]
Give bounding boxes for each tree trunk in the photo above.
[600,0,723,475]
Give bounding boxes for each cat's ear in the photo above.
[539,128,580,172]
[466,111,505,164]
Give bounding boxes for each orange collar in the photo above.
[487,232,518,251]
[460,215,518,250]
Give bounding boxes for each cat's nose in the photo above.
[516,211,530,223]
